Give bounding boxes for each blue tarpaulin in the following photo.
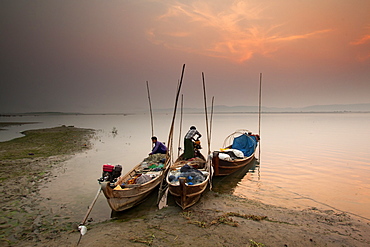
[231,134,257,157]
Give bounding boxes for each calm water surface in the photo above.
[1,113,369,222]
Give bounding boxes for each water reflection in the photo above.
[212,158,259,194]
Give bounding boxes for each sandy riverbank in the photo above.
[1,124,370,247]
[34,190,370,247]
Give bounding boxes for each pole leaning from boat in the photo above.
[167,64,186,161]
[209,96,214,152]
[146,81,154,137]
[76,187,102,245]
[157,64,186,206]
[202,72,211,155]
[257,73,262,181]
[202,72,214,189]
[177,94,184,157]
[258,73,262,160]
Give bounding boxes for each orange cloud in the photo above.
[273,29,332,42]
[349,26,370,61]
[147,1,333,63]
[350,34,370,45]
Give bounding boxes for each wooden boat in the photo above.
[212,157,258,194]
[166,152,210,210]
[100,154,170,212]
[212,129,259,176]
[98,64,187,212]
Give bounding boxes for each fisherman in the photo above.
[183,126,202,159]
[149,136,167,155]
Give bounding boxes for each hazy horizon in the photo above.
[1,102,370,115]
[1,1,369,114]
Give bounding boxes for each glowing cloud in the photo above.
[349,26,370,61]
[147,1,332,63]
[272,29,332,42]
[350,34,370,47]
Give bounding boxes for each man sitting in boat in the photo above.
[149,136,168,155]
[183,126,202,160]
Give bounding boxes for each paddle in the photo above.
[76,187,102,245]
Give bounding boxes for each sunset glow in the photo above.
[1,0,369,113]
[149,1,337,63]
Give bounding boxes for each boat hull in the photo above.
[101,158,169,212]
[167,154,209,210]
[101,177,163,211]
[168,176,209,210]
[212,151,255,176]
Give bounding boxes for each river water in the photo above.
[1,112,369,222]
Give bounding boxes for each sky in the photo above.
[1,0,369,113]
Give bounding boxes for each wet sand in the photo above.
[1,125,370,246]
[0,125,93,246]
[29,191,370,247]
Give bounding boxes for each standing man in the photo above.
[149,136,167,155]
[183,126,202,159]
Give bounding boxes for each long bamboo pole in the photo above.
[157,64,186,204]
[202,72,210,155]
[76,187,102,245]
[208,96,215,189]
[172,79,181,159]
[258,73,262,160]
[168,67,185,156]
[177,94,183,157]
[146,81,154,137]
[209,96,214,149]
[80,188,101,225]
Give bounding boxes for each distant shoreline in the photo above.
[1,111,370,117]
[1,103,370,116]
[0,122,39,131]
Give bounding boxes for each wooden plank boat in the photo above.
[98,64,187,212]
[212,130,259,176]
[166,153,210,210]
[100,154,170,212]
[212,157,258,194]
